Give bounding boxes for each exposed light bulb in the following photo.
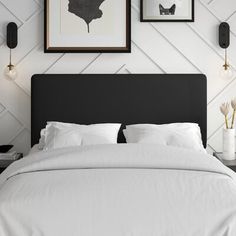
[4,64,17,80]
[220,49,234,80]
[220,63,234,80]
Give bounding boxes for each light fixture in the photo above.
[219,49,234,80]
[219,22,234,80]
[5,22,18,80]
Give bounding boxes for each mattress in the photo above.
[0,144,236,236]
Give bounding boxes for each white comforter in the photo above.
[0,144,236,236]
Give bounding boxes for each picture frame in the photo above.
[141,0,194,22]
[44,0,131,53]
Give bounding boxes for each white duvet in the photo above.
[0,144,236,236]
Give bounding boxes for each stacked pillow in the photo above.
[38,122,205,153]
[123,123,205,153]
[39,122,121,150]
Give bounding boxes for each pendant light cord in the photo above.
[225,49,227,65]
[9,49,12,66]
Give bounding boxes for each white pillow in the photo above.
[44,126,82,150]
[124,123,205,153]
[43,122,121,150]
[38,128,46,150]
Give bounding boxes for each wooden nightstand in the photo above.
[0,153,23,174]
[213,152,236,172]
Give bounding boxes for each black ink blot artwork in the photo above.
[159,4,176,15]
[68,0,105,33]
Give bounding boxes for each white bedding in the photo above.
[28,144,41,155]
[0,144,236,236]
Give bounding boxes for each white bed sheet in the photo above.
[28,144,41,155]
[0,144,236,236]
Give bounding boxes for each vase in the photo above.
[223,128,235,160]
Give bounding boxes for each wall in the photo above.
[0,0,236,155]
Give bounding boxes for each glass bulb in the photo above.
[220,64,234,80]
[4,64,17,80]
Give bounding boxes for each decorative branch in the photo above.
[231,98,236,129]
[220,103,230,129]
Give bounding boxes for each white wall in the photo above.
[0,0,236,155]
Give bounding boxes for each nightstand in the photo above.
[213,152,236,172]
[0,153,23,174]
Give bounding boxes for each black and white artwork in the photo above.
[45,0,131,52]
[141,0,194,22]
[68,0,105,33]
[159,4,176,15]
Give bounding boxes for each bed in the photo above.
[1,74,236,236]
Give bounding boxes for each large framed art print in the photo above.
[45,0,131,53]
[141,0,194,22]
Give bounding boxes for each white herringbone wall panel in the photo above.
[0,0,236,155]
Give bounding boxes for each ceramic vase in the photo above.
[223,128,235,160]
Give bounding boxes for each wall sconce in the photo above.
[4,22,18,80]
[219,22,234,80]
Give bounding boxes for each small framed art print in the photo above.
[141,0,194,22]
[45,0,131,53]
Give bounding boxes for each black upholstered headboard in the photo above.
[31,74,207,147]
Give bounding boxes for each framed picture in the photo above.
[45,0,131,53]
[141,0,194,22]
